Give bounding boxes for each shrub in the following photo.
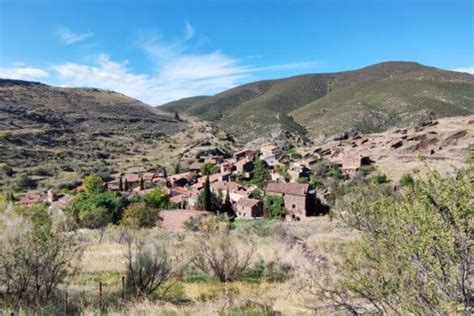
[326,166,343,180]
[121,202,160,228]
[200,162,215,176]
[296,176,309,184]
[0,204,82,304]
[399,173,414,187]
[82,173,104,195]
[68,191,127,227]
[312,161,330,177]
[336,169,473,314]
[0,163,14,177]
[263,195,285,219]
[291,152,302,159]
[192,221,255,282]
[77,205,111,229]
[143,188,171,209]
[369,174,388,184]
[125,239,180,298]
[30,166,53,176]
[14,174,36,190]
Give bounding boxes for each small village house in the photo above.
[341,154,371,177]
[210,181,249,203]
[220,161,234,174]
[234,148,258,161]
[235,198,263,219]
[188,161,204,173]
[235,159,254,178]
[265,182,317,220]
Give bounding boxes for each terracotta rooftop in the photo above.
[236,197,260,208]
[169,172,190,181]
[235,159,253,167]
[123,173,141,182]
[211,181,244,192]
[188,162,204,170]
[266,182,309,196]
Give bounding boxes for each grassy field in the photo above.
[1,216,356,315]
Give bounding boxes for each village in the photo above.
[17,139,373,229]
[17,114,472,230]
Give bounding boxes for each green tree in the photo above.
[143,188,170,209]
[124,179,129,191]
[198,176,221,213]
[263,195,285,219]
[174,163,181,174]
[200,162,215,176]
[140,176,145,190]
[121,202,160,228]
[221,190,235,220]
[82,174,104,195]
[119,176,123,191]
[68,191,127,227]
[336,169,473,314]
[252,160,269,188]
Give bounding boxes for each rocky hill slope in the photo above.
[160,61,474,143]
[0,79,191,191]
[308,115,474,181]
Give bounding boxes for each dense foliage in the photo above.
[68,191,127,228]
[263,195,285,219]
[337,169,473,314]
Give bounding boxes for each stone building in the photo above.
[265,182,317,220]
[235,198,263,219]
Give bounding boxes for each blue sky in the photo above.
[0,0,473,105]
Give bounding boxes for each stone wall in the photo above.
[158,210,208,230]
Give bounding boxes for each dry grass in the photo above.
[39,217,355,315]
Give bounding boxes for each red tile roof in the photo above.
[266,182,309,196]
[236,198,260,208]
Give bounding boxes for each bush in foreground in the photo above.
[0,203,82,305]
[192,216,255,282]
[311,169,473,314]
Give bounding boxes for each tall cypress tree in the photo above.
[222,189,235,220]
[140,177,144,190]
[119,176,123,191]
[124,179,129,191]
[204,175,211,212]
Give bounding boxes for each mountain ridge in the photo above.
[160,61,474,142]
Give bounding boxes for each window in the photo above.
[292,204,296,209]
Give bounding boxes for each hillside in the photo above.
[0,79,189,190]
[160,61,474,143]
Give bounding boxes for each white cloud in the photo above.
[0,66,50,80]
[57,27,94,45]
[184,22,195,41]
[453,67,474,74]
[2,23,316,105]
